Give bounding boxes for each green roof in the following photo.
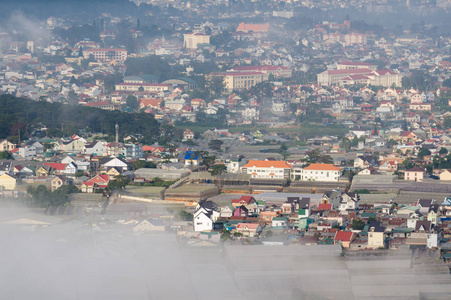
[361,212,377,218]
[392,227,414,233]
[273,217,287,221]
[138,74,159,81]
[319,238,334,245]
[398,205,419,211]
[444,253,451,258]
[256,200,266,205]
[200,231,219,236]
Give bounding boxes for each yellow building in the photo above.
[183,33,210,49]
[440,170,451,181]
[212,72,268,91]
[0,174,16,190]
[0,139,15,151]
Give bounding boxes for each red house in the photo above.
[81,174,109,193]
[334,231,356,248]
[231,196,256,208]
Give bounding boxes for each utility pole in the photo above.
[115,123,119,157]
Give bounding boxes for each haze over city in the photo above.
[1,0,451,299]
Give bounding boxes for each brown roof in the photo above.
[242,160,293,169]
[304,163,342,171]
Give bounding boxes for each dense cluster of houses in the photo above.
[190,192,451,252]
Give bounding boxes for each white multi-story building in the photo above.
[115,83,171,92]
[83,48,127,62]
[242,107,259,120]
[229,65,292,78]
[272,101,287,113]
[241,160,292,179]
[337,61,377,71]
[193,201,220,232]
[318,68,402,87]
[291,163,342,182]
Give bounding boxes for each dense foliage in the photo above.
[124,55,184,80]
[27,184,79,207]
[0,95,160,143]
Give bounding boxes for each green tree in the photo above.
[221,229,232,241]
[126,94,139,111]
[439,147,448,155]
[444,116,451,130]
[51,185,79,206]
[401,158,416,169]
[402,71,436,90]
[177,210,193,221]
[0,151,13,159]
[74,171,85,177]
[208,139,223,151]
[279,143,290,160]
[130,160,156,170]
[209,76,225,96]
[351,219,365,230]
[418,147,431,160]
[305,148,333,164]
[107,175,130,191]
[442,78,451,88]
[202,155,217,170]
[210,164,227,176]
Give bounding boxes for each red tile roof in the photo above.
[318,203,332,210]
[322,68,372,75]
[44,163,66,170]
[334,231,354,242]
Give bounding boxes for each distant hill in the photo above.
[0,0,138,19]
[0,94,160,142]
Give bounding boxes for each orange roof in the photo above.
[303,164,341,171]
[260,211,279,216]
[236,22,270,32]
[242,160,292,169]
[140,98,162,108]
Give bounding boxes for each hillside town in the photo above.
[2,0,451,299]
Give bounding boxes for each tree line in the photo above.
[0,95,160,143]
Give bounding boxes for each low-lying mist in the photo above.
[1,207,451,300]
